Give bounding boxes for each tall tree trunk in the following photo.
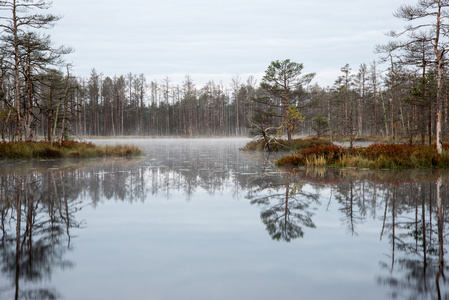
[13,0,22,141]
[60,67,70,142]
[434,2,443,154]
[436,57,443,153]
[390,55,396,142]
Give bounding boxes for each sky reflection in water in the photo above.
[0,138,448,300]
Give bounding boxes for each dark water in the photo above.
[0,138,448,300]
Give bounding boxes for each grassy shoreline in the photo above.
[276,143,449,169]
[0,141,143,160]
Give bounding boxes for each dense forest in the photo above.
[1,0,449,147]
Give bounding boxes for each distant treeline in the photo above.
[1,61,448,142]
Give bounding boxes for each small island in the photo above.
[240,132,449,169]
[275,140,449,169]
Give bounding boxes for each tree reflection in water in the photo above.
[374,177,449,300]
[245,154,319,241]
[286,167,449,299]
[0,143,449,299]
[0,167,83,299]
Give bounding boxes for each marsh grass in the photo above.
[305,155,328,166]
[0,141,143,160]
[276,143,449,169]
[339,154,374,168]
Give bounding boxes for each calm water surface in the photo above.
[0,138,448,299]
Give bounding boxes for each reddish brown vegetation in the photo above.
[277,143,449,169]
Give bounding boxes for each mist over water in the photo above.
[0,138,448,300]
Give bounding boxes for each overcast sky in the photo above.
[48,0,407,87]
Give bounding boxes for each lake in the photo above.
[0,138,448,300]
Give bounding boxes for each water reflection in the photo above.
[287,167,449,299]
[246,158,319,241]
[0,139,448,299]
[0,169,83,299]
